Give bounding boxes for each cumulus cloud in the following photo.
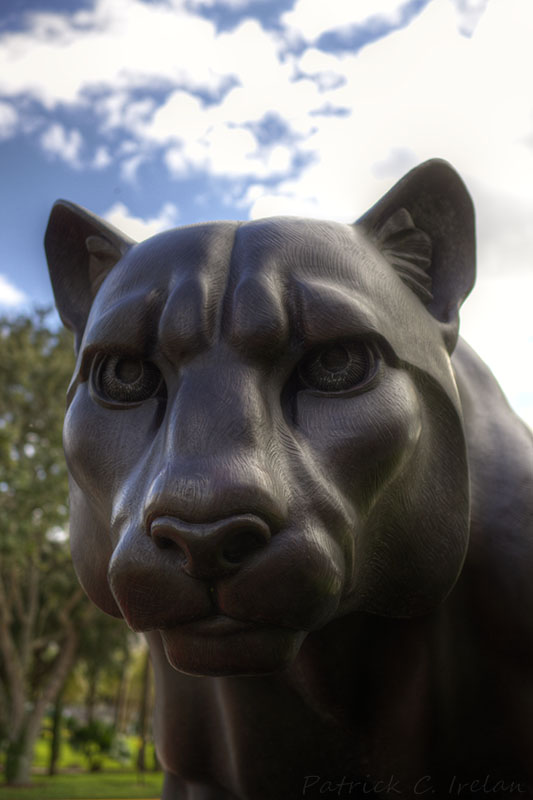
[162,119,293,180]
[40,123,83,168]
[0,4,299,181]
[244,0,533,224]
[449,0,490,35]
[97,92,156,134]
[281,0,409,42]
[460,275,533,428]
[98,0,528,225]
[91,145,112,169]
[187,0,264,7]
[0,0,223,108]
[0,275,27,308]
[119,153,147,182]
[0,101,18,140]
[103,201,179,240]
[0,0,504,192]
[116,18,302,179]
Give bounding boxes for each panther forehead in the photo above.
[81,216,460,411]
[226,218,381,357]
[83,218,372,351]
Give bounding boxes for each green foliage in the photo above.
[0,311,82,783]
[0,310,80,707]
[32,729,154,773]
[75,613,132,705]
[0,309,74,560]
[0,311,151,786]
[67,720,115,772]
[108,734,132,766]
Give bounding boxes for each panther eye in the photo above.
[94,355,163,405]
[298,342,378,394]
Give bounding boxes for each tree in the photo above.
[0,311,84,785]
[77,613,131,727]
[68,718,115,772]
[46,611,132,776]
[136,648,153,774]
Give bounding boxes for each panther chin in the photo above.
[159,616,307,677]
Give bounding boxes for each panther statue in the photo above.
[45,160,533,799]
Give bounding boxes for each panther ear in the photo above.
[45,200,135,349]
[357,159,475,351]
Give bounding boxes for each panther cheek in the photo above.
[63,392,112,507]
[296,371,422,509]
[68,479,123,618]
[64,388,161,508]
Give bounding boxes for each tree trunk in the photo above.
[136,649,152,774]
[0,576,26,740]
[3,624,78,785]
[48,682,66,776]
[5,732,32,786]
[85,666,99,725]
[114,652,131,733]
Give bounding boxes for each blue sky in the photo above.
[0,0,532,426]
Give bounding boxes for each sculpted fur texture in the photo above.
[46,160,533,799]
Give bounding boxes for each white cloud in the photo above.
[164,124,260,177]
[0,275,27,308]
[0,4,299,181]
[0,101,18,140]
[122,0,532,212]
[282,0,491,42]
[244,187,310,218]
[163,121,293,180]
[130,18,331,180]
[144,89,207,145]
[0,0,223,108]
[103,201,179,240]
[243,0,533,222]
[134,16,311,180]
[472,186,533,279]
[281,0,409,42]
[187,0,263,7]
[40,123,83,168]
[120,152,151,182]
[97,92,156,133]
[92,145,112,169]
[450,0,489,35]
[297,48,347,90]
[460,275,533,429]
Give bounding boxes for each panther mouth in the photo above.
[166,614,260,637]
[158,614,307,676]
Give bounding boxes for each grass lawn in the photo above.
[0,729,163,800]
[0,771,163,799]
[32,733,157,774]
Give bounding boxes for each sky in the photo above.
[0,0,532,427]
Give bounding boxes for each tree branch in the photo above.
[0,574,26,738]
[0,679,8,733]
[26,612,79,746]
[8,565,25,623]
[20,558,39,673]
[0,571,12,625]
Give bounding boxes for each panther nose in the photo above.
[148,514,271,580]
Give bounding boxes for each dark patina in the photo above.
[45,160,533,799]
